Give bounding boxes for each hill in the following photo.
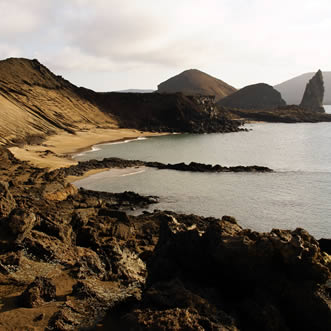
[217,83,286,110]
[157,69,236,101]
[0,58,116,145]
[0,58,240,145]
[274,71,331,105]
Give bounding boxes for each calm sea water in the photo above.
[74,106,331,238]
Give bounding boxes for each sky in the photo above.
[1,0,330,91]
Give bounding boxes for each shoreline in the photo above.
[67,166,147,184]
[8,127,167,171]
[69,136,150,157]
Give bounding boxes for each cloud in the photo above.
[44,47,116,72]
[37,0,220,71]
[55,0,331,74]
[0,0,56,38]
[1,0,331,88]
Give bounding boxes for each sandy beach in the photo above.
[8,127,165,171]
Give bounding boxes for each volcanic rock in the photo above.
[107,241,146,284]
[0,181,16,217]
[54,157,273,178]
[47,280,139,331]
[19,276,56,308]
[217,83,286,110]
[7,208,36,242]
[0,251,22,274]
[274,71,331,105]
[0,146,330,330]
[300,70,325,112]
[124,306,239,331]
[226,106,331,123]
[142,216,331,331]
[319,238,331,255]
[71,247,107,280]
[98,208,131,223]
[90,92,241,133]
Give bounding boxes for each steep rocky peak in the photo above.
[300,69,325,113]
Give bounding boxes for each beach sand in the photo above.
[9,127,165,171]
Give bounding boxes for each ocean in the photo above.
[73,105,331,238]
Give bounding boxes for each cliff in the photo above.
[0,58,240,145]
[157,69,236,101]
[300,70,325,113]
[81,92,241,133]
[217,83,286,110]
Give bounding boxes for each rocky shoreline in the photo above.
[0,146,330,330]
[225,106,331,123]
[48,157,273,180]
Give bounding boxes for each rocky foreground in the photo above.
[0,146,330,330]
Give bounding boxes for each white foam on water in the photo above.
[120,169,146,177]
[74,136,148,157]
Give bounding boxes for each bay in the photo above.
[74,108,331,238]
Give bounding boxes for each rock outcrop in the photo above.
[157,69,237,102]
[19,276,56,308]
[274,71,331,105]
[300,70,325,113]
[0,181,16,217]
[46,157,272,180]
[123,216,331,331]
[217,83,287,110]
[85,92,241,134]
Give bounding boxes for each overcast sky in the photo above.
[1,0,330,91]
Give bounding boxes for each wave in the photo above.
[120,169,146,177]
[107,136,147,145]
[74,136,148,158]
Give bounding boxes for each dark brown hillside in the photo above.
[217,83,286,110]
[157,69,236,101]
[79,91,240,133]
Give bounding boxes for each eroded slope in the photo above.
[0,58,117,145]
